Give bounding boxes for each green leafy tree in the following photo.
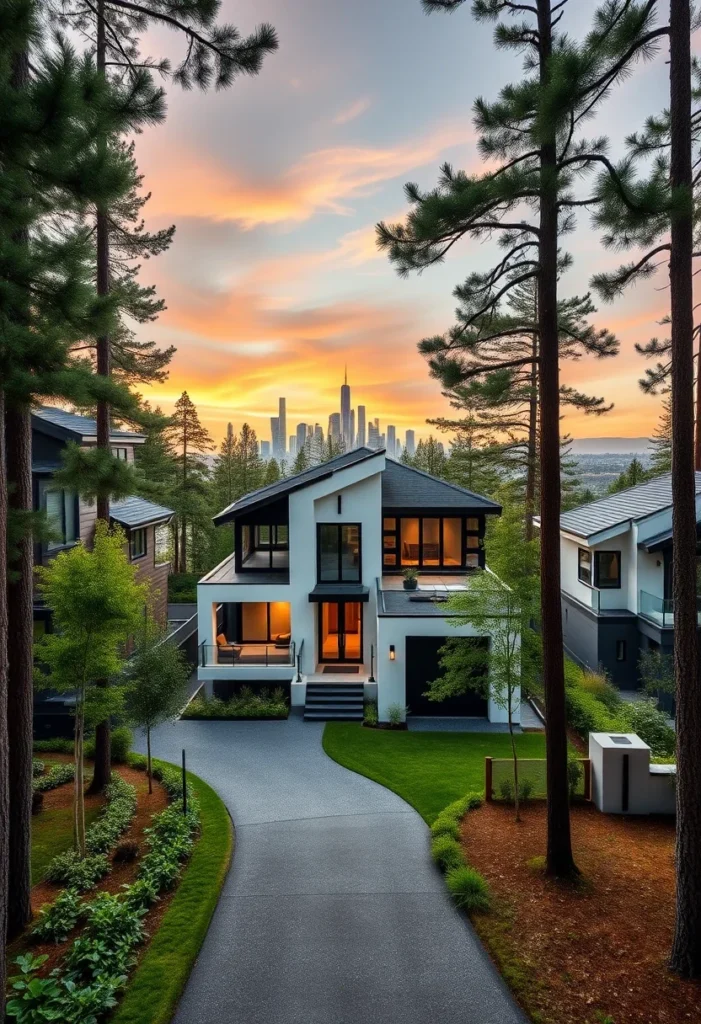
[124,624,191,794]
[378,0,662,878]
[638,648,675,702]
[264,458,282,484]
[34,523,148,856]
[426,504,540,821]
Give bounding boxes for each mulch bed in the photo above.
[9,759,170,977]
[462,801,701,1024]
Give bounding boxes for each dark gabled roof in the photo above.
[381,459,501,513]
[212,447,384,525]
[109,496,174,529]
[554,473,701,540]
[32,406,145,444]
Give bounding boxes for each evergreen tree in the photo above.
[165,391,214,572]
[412,436,447,477]
[293,446,310,473]
[607,456,650,494]
[649,400,672,476]
[378,0,663,877]
[443,416,504,498]
[264,458,282,485]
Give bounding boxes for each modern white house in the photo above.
[545,473,701,689]
[196,446,519,723]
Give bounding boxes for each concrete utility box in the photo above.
[589,733,653,814]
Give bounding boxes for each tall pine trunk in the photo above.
[5,400,34,938]
[179,440,188,571]
[668,0,701,978]
[0,391,11,1017]
[695,325,701,472]
[525,330,539,541]
[91,0,112,792]
[537,0,577,878]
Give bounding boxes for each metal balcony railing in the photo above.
[200,641,296,668]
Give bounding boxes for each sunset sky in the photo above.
[133,0,683,449]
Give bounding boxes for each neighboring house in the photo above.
[541,473,701,689]
[197,446,520,723]
[32,406,175,736]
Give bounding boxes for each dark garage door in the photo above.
[405,636,489,717]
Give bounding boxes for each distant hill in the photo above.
[568,437,650,455]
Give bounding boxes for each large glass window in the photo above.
[129,528,147,560]
[40,481,78,551]
[400,518,420,565]
[422,519,440,566]
[394,515,483,570]
[443,518,461,566]
[578,548,592,586]
[240,602,291,642]
[595,550,621,588]
[318,524,361,582]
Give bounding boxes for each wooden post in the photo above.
[485,757,493,802]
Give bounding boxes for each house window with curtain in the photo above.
[595,550,621,588]
[129,527,147,560]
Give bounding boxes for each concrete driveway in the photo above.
[136,715,525,1024]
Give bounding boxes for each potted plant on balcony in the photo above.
[402,567,419,591]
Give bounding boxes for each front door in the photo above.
[319,602,363,663]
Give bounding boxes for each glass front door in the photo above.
[319,602,363,663]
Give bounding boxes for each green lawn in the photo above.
[31,802,102,885]
[322,723,548,823]
[111,763,233,1024]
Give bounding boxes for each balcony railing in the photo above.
[639,590,701,628]
[200,641,295,668]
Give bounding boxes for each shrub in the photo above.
[45,851,110,892]
[32,889,83,944]
[445,865,491,913]
[85,776,137,855]
[363,700,378,727]
[431,835,464,872]
[518,778,534,804]
[430,812,460,840]
[499,777,515,802]
[578,669,622,712]
[113,841,140,864]
[386,703,407,726]
[32,760,45,777]
[182,687,288,720]
[34,737,74,755]
[620,699,676,758]
[33,762,75,793]
[168,573,200,603]
[32,791,44,816]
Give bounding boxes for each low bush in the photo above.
[167,573,200,603]
[498,777,534,804]
[386,703,407,726]
[620,699,676,759]
[85,775,137,855]
[430,813,460,840]
[577,669,623,712]
[33,762,75,793]
[34,738,73,755]
[363,700,378,727]
[182,686,288,720]
[431,835,464,873]
[45,851,110,892]
[32,760,45,777]
[32,889,83,944]
[445,865,491,913]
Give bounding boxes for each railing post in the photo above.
[485,757,493,802]
[200,641,205,668]
[369,643,375,683]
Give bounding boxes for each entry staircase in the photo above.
[303,680,364,721]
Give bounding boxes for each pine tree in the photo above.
[264,458,282,485]
[649,400,672,476]
[378,0,663,877]
[607,456,650,494]
[165,392,214,572]
[412,436,447,478]
[293,446,310,473]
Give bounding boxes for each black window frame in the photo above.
[129,527,147,561]
[39,479,79,552]
[383,514,483,572]
[316,522,362,583]
[577,548,593,586]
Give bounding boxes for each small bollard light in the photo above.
[182,748,187,816]
[389,645,395,661]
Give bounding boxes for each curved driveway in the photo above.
[137,715,525,1024]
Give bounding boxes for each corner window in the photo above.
[129,527,147,560]
[318,523,361,582]
[595,550,621,589]
[578,548,592,586]
[40,481,78,551]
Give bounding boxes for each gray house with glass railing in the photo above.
[539,473,701,689]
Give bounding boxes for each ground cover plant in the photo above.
[322,723,547,823]
[32,763,75,794]
[459,801,700,1024]
[183,686,289,721]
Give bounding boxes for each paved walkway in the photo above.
[136,716,525,1024]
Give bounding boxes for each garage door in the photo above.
[405,636,489,717]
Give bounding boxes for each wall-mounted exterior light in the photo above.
[389,645,395,661]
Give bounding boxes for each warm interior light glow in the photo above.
[389,644,395,661]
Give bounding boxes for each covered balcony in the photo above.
[201,600,295,668]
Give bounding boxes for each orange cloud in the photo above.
[333,96,372,125]
[141,121,474,228]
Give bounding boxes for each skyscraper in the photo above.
[328,412,341,439]
[356,405,366,447]
[350,409,355,450]
[405,429,416,457]
[270,416,279,453]
[387,425,396,459]
[276,397,287,458]
[367,420,380,449]
[289,436,297,457]
[260,440,271,459]
[296,423,308,454]
[340,367,352,450]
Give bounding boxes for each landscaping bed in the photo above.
[460,800,700,1024]
[183,687,289,720]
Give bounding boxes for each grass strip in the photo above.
[110,760,232,1024]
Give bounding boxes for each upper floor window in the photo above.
[383,515,481,570]
[40,481,78,551]
[318,523,361,582]
[112,447,128,461]
[578,548,621,589]
[154,523,171,565]
[130,527,147,561]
